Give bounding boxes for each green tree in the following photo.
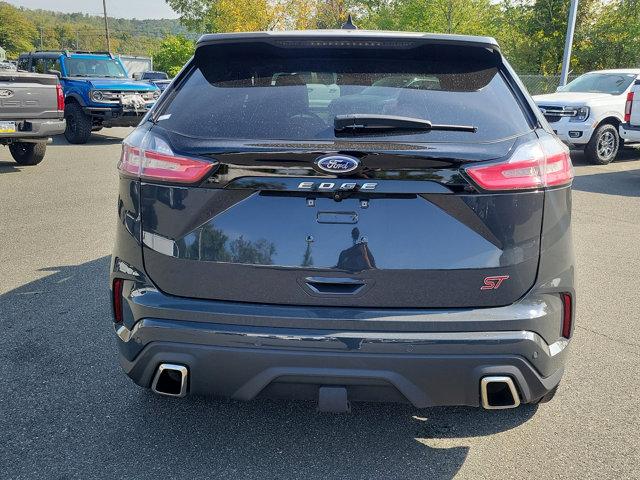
[166,0,273,32]
[153,35,194,77]
[0,2,36,56]
[495,0,599,74]
[577,0,640,71]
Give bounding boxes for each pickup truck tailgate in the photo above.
[0,72,60,120]
[630,80,640,127]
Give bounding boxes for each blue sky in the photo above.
[6,0,179,19]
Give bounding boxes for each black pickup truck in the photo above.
[0,71,66,165]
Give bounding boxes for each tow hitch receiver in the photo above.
[318,386,351,413]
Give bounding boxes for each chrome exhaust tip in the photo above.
[151,363,188,397]
[480,376,521,409]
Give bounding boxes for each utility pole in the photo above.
[39,26,44,49]
[559,0,579,87]
[102,0,111,52]
[76,29,80,50]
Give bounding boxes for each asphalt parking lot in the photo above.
[1,128,639,479]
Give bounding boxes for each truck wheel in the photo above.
[9,142,47,165]
[585,123,619,165]
[64,102,92,144]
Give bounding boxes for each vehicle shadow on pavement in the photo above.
[0,160,22,173]
[572,168,640,197]
[0,256,536,480]
[570,148,640,197]
[50,133,124,146]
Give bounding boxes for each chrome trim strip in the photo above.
[538,105,578,117]
[114,321,568,357]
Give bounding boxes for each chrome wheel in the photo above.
[597,130,616,159]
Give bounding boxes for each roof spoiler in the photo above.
[195,31,500,52]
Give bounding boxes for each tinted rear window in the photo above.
[158,42,532,143]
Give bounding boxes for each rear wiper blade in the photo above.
[334,114,477,134]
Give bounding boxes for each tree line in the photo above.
[1,0,639,77]
[0,2,189,59]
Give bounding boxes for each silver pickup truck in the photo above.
[0,71,66,165]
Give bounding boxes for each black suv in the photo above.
[111,30,575,411]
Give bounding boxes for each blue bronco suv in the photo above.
[17,51,159,144]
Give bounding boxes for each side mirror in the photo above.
[47,69,62,78]
[133,72,142,80]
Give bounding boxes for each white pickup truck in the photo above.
[620,78,640,143]
[534,69,640,164]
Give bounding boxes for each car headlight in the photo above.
[570,106,590,122]
[91,90,105,102]
[141,91,160,101]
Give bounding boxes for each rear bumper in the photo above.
[0,117,65,142]
[114,284,570,407]
[620,122,640,142]
[119,324,565,407]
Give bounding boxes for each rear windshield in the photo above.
[144,72,169,80]
[158,42,532,143]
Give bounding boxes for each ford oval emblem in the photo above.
[316,155,360,174]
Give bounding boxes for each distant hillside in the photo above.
[1,2,197,57]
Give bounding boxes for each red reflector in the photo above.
[465,138,573,191]
[112,278,124,323]
[56,84,65,111]
[561,293,572,338]
[118,134,215,184]
[624,92,634,123]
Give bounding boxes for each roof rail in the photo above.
[77,51,115,58]
[29,50,115,58]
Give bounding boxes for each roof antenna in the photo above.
[341,14,357,30]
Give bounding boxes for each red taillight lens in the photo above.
[112,278,124,324]
[56,84,65,111]
[118,132,215,184]
[561,292,573,338]
[465,138,573,191]
[624,91,634,123]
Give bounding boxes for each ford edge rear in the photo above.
[110,30,574,411]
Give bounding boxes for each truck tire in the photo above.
[9,142,47,165]
[584,123,619,165]
[64,102,92,144]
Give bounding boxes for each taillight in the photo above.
[561,292,573,339]
[118,130,215,184]
[56,84,65,111]
[624,91,634,123]
[465,137,573,191]
[112,278,124,324]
